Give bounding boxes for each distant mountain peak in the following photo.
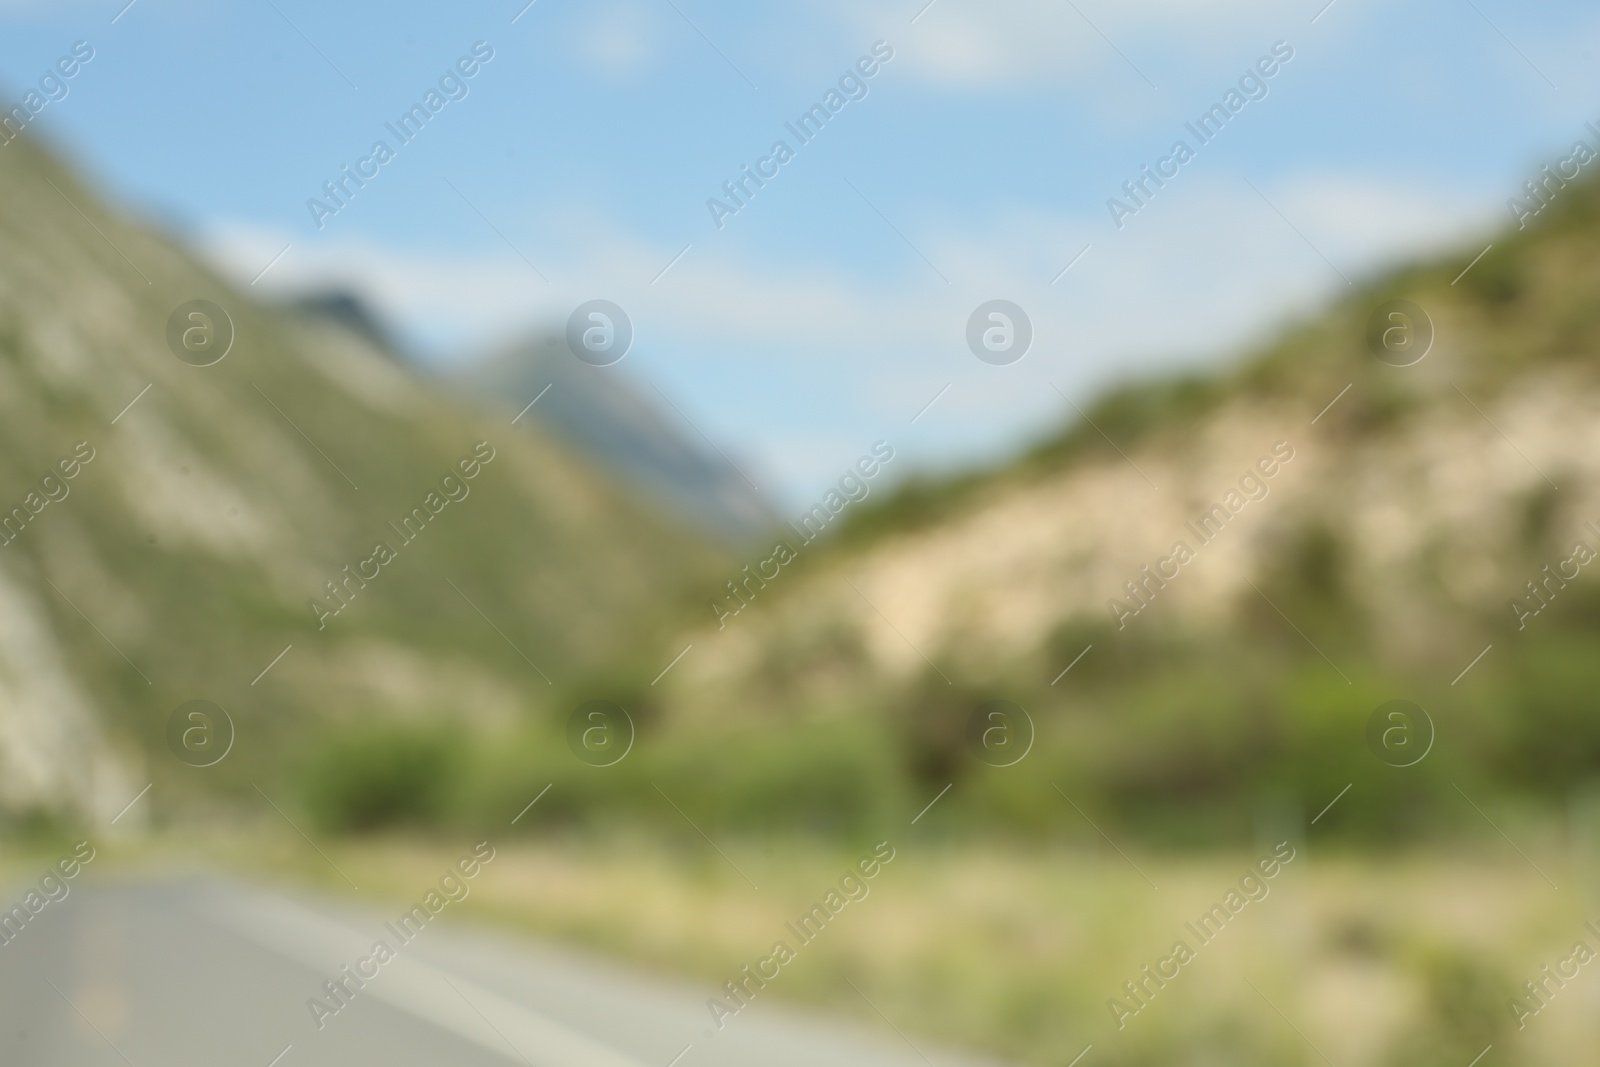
[452,330,777,547]
[286,289,403,358]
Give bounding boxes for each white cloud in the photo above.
[198,223,564,359]
[578,0,658,80]
[1266,173,1497,270]
[825,0,1291,91]
[200,168,1497,506]
[207,170,1494,373]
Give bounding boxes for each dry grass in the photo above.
[21,828,1600,1066]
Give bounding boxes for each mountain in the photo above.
[454,335,776,546]
[646,169,1600,836]
[0,134,727,824]
[672,180,1600,690]
[274,292,772,545]
[286,289,404,359]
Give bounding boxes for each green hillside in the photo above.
[0,134,727,826]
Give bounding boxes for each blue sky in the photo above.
[2,0,1597,509]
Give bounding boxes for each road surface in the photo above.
[0,876,1012,1067]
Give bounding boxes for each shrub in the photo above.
[297,723,464,834]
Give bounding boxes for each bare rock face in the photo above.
[0,562,139,824]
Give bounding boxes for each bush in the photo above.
[297,723,464,834]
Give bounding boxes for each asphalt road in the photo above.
[0,877,1010,1067]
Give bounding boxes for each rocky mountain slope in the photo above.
[660,171,1600,733]
[0,134,725,823]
